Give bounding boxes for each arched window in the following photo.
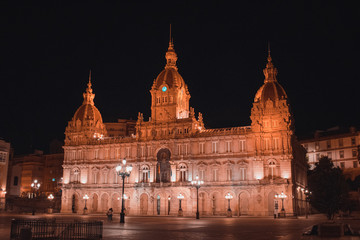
[141,165,150,183]
[14,176,19,186]
[268,160,277,179]
[179,164,188,182]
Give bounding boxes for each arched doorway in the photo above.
[71,194,78,213]
[156,195,161,215]
[92,194,98,213]
[112,193,121,213]
[211,192,221,215]
[140,193,148,215]
[101,194,109,212]
[156,149,171,183]
[199,192,206,215]
[268,191,276,216]
[239,192,249,216]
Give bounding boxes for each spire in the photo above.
[263,43,278,83]
[83,70,95,105]
[165,25,178,69]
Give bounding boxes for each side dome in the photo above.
[152,40,186,90]
[254,51,287,103]
[65,72,107,144]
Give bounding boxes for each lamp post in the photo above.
[225,193,233,217]
[191,175,204,219]
[47,194,54,213]
[275,192,287,218]
[83,194,89,214]
[304,187,311,219]
[116,158,132,223]
[168,196,171,215]
[31,179,40,198]
[177,193,184,217]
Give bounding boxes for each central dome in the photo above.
[254,81,287,103]
[73,103,103,124]
[154,68,185,89]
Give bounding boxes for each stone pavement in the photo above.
[1,212,360,239]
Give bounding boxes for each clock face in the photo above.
[162,86,167,92]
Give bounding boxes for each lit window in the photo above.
[339,139,343,147]
[199,143,205,154]
[327,152,332,159]
[352,149,357,158]
[239,140,246,152]
[226,141,232,153]
[240,168,246,181]
[315,142,320,150]
[212,142,218,153]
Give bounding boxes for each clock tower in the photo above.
[150,39,190,122]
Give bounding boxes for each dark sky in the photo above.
[1,1,359,154]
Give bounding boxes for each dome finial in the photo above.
[83,70,95,105]
[165,25,178,69]
[263,44,278,83]
[86,69,93,94]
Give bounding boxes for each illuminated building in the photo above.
[0,139,10,210]
[300,127,360,179]
[61,38,307,216]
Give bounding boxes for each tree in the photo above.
[308,156,349,220]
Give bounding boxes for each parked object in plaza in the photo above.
[302,222,360,239]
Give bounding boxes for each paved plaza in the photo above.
[1,212,360,239]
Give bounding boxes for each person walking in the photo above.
[106,208,113,222]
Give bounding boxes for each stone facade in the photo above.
[61,40,307,216]
[0,139,10,210]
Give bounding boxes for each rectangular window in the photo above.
[264,138,270,150]
[178,144,181,155]
[339,150,344,159]
[212,142,218,153]
[95,149,99,159]
[351,137,356,146]
[316,153,320,161]
[213,169,218,181]
[239,140,246,152]
[353,161,358,168]
[352,149,357,157]
[274,138,279,150]
[116,148,120,158]
[141,146,145,157]
[184,144,188,155]
[126,147,130,157]
[240,168,246,181]
[315,142,320,150]
[340,162,345,169]
[199,143,205,154]
[200,170,205,180]
[327,152,332,159]
[226,169,232,181]
[0,152,6,162]
[105,149,109,158]
[272,120,277,127]
[339,138,343,147]
[326,140,331,149]
[147,146,151,157]
[226,141,232,153]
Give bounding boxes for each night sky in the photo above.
[1,1,359,154]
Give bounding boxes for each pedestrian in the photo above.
[106,208,113,222]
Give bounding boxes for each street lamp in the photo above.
[168,196,171,215]
[177,193,184,217]
[275,192,287,218]
[191,175,204,219]
[48,194,54,214]
[304,187,312,219]
[83,194,89,214]
[225,193,233,217]
[31,179,41,198]
[116,158,132,223]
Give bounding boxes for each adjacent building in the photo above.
[0,139,10,210]
[299,127,360,179]
[61,39,308,216]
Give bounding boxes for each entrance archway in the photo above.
[140,193,148,215]
[92,194,98,213]
[239,192,249,216]
[101,194,109,212]
[156,149,171,183]
[71,194,78,213]
[268,191,276,216]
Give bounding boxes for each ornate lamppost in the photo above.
[31,179,40,198]
[177,193,184,217]
[116,159,132,223]
[225,193,233,217]
[304,187,311,219]
[83,194,89,214]
[168,196,171,215]
[275,192,287,218]
[191,175,203,219]
[48,194,54,213]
